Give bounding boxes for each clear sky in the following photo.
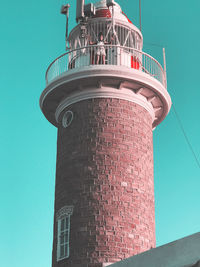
[1,0,200,266]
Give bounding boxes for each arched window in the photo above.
[56,206,73,261]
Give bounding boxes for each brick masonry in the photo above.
[52,98,155,267]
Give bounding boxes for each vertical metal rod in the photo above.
[66,7,69,44]
[139,0,142,32]
[163,47,167,88]
[112,5,115,33]
[60,4,70,50]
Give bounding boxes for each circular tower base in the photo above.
[52,98,155,267]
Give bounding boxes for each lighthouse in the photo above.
[40,0,171,266]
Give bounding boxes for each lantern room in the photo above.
[41,0,171,130]
[69,0,143,50]
[67,0,143,69]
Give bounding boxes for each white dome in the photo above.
[94,0,107,9]
[93,0,132,24]
[94,0,121,11]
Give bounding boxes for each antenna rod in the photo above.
[163,47,167,88]
[139,0,142,32]
[66,5,70,44]
[61,4,70,50]
[76,0,85,22]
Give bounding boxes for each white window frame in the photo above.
[56,206,73,261]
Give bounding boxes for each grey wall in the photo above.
[110,232,200,267]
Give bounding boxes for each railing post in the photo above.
[45,45,166,88]
[163,47,167,88]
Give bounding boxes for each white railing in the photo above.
[46,45,167,88]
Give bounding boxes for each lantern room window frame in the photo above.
[68,18,143,52]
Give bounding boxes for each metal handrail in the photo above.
[45,45,166,88]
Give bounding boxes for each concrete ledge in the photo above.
[110,233,200,267]
[40,65,171,127]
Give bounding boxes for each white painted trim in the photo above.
[56,205,74,220]
[40,65,171,110]
[103,263,114,267]
[40,65,171,128]
[55,86,155,123]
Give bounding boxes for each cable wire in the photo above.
[139,0,142,32]
[172,104,200,170]
[143,29,199,170]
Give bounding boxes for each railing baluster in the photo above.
[45,44,166,89]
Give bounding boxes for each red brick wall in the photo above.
[52,98,155,267]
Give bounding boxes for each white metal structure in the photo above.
[45,45,166,87]
[40,0,171,129]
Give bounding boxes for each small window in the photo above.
[62,111,74,128]
[57,206,73,261]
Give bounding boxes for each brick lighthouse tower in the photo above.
[40,0,171,266]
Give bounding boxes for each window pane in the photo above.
[65,217,69,229]
[64,243,69,257]
[60,245,64,258]
[64,231,69,242]
[60,235,64,244]
[57,214,71,260]
[61,219,65,231]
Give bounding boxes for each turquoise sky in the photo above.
[1,0,200,266]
